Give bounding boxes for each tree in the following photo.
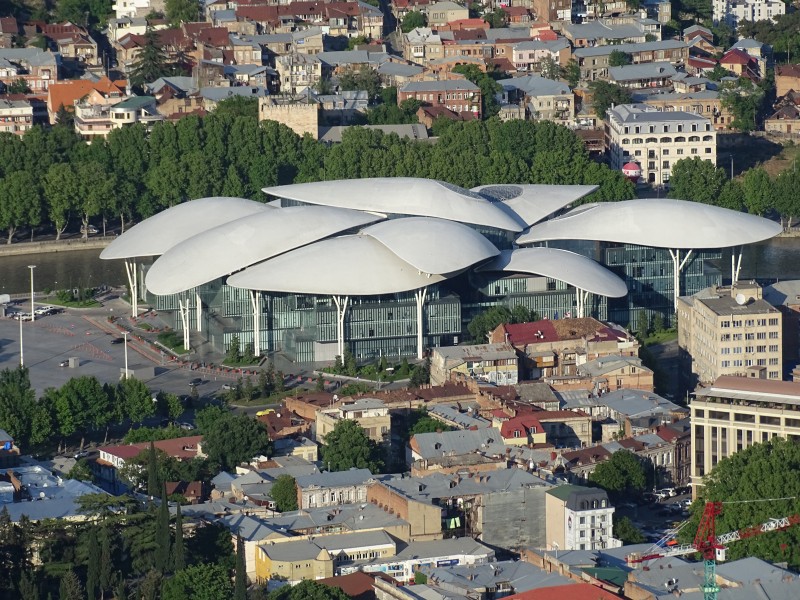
[165,0,200,24]
[483,9,507,28]
[668,157,728,205]
[338,65,382,100]
[634,308,649,339]
[117,377,155,426]
[720,78,765,132]
[271,474,299,512]
[452,63,502,119]
[214,96,258,120]
[707,64,731,82]
[321,419,383,472]
[202,413,271,471]
[539,56,560,80]
[86,526,101,600]
[468,305,513,342]
[680,438,800,567]
[608,50,633,67]
[161,563,232,600]
[400,10,427,33]
[269,580,351,600]
[590,450,648,499]
[227,333,241,363]
[0,170,41,244]
[588,81,632,119]
[614,515,645,544]
[129,29,172,90]
[155,485,171,573]
[409,409,452,436]
[234,534,246,600]
[0,367,36,449]
[9,78,31,94]
[174,502,185,571]
[562,59,580,88]
[147,441,159,497]
[59,569,84,600]
[740,167,771,216]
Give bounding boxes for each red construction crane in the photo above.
[626,500,800,600]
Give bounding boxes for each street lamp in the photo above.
[19,312,23,367]
[28,265,36,322]
[123,331,129,380]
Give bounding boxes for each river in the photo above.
[0,238,797,296]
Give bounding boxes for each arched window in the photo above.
[622,138,630,144]
[689,135,700,142]
[703,135,713,141]
[674,136,686,142]
[646,137,657,143]
[660,136,671,143]
[632,138,643,144]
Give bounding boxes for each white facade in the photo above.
[605,104,716,185]
[112,0,165,20]
[713,0,784,29]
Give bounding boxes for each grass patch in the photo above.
[642,329,678,347]
[157,330,184,352]
[138,322,153,331]
[49,298,100,308]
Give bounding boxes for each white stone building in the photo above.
[713,0,784,29]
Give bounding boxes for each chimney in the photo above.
[550,451,557,460]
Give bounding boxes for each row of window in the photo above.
[622,135,714,144]
[623,122,711,134]
[721,318,779,327]
[720,345,780,353]
[720,331,780,341]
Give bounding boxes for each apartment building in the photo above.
[605,103,716,186]
[430,343,519,386]
[545,485,617,551]
[713,0,784,29]
[316,399,391,444]
[398,80,481,118]
[0,96,46,135]
[690,376,800,493]
[678,282,783,387]
[573,40,687,82]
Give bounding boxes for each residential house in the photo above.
[489,318,639,380]
[605,103,717,186]
[0,95,47,134]
[219,513,290,577]
[165,480,207,504]
[643,0,672,23]
[430,343,519,386]
[112,0,165,19]
[295,468,376,509]
[494,409,593,448]
[690,377,800,494]
[545,485,617,551]
[776,64,800,98]
[573,40,687,82]
[635,88,734,130]
[401,27,444,65]
[575,0,629,20]
[713,0,784,30]
[426,559,573,597]
[0,48,59,93]
[255,530,397,583]
[562,18,659,48]
[677,281,783,386]
[46,76,127,123]
[532,0,571,21]
[316,398,391,444]
[426,403,492,430]
[764,280,800,364]
[498,413,548,446]
[107,16,152,43]
[498,75,574,124]
[609,61,676,89]
[419,1,469,27]
[409,427,503,462]
[719,47,760,81]
[42,23,99,66]
[731,38,771,76]
[0,17,19,48]
[267,502,411,542]
[511,38,571,72]
[398,79,481,118]
[74,94,163,140]
[546,354,654,393]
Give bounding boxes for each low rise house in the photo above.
[0,17,19,48]
[635,88,734,130]
[46,76,127,123]
[427,559,573,597]
[42,22,99,66]
[74,94,163,140]
[497,413,547,446]
[511,39,571,72]
[219,513,290,577]
[316,398,391,444]
[427,404,492,430]
[562,18,658,48]
[498,74,574,124]
[0,48,59,93]
[574,40,687,82]
[775,63,800,98]
[295,468,376,509]
[0,95,47,134]
[609,61,676,89]
[409,427,503,462]
[719,47,760,80]
[494,409,592,448]
[547,354,654,393]
[398,80,481,118]
[430,343,519,386]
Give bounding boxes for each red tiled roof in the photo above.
[776,64,800,79]
[101,435,203,461]
[720,48,754,66]
[499,414,543,438]
[0,16,19,34]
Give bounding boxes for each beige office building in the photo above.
[690,376,800,493]
[678,282,782,386]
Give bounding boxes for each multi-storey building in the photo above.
[73,95,163,141]
[713,0,784,29]
[0,96,46,135]
[316,399,391,444]
[605,103,716,186]
[678,282,783,387]
[398,80,482,118]
[545,485,617,551]
[574,40,687,82]
[430,343,519,386]
[690,376,800,493]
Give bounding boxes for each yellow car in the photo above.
[256,409,275,417]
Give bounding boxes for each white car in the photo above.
[34,305,55,315]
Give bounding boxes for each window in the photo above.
[745,333,755,340]
[757,345,766,352]
[733,333,742,341]
[705,148,712,153]
[721,334,730,341]
[691,148,698,154]
[677,149,684,155]
[769,331,779,339]
[769,318,779,326]
[663,149,669,155]
[662,160,669,168]
[721,347,731,354]
[733,320,742,327]
[769,345,779,352]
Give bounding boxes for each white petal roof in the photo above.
[361,217,499,277]
[472,184,598,227]
[262,177,524,232]
[477,248,628,298]
[145,206,382,295]
[516,199,782,249]
[100,197,272,260]
[227,235,446,295]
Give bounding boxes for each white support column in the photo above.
[333,295,349,359]
[668,248,693,311]
[178,298,190,351]
[414,287,428,360]
[125,260,138,317]
[139,263,147,302]
[250,291,261,358]
[575,289,590,318]
[196,291,202,332]
[733,247,743,285]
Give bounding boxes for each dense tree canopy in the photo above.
[321,419,383,472]
[588,81,632,119]
[668,157,728,205]
[468,305,537,342]
[681,438,800,567]
[400,10,427,32]
[270,475,299,512]
[202,412,271,471]
[590,450,649,498]
[608,50,632,67]
[269,580,351,600]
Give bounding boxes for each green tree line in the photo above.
[0,113,635,243]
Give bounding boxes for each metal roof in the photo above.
[262,178,525,232]
[100,197,272,260]
[145,206,381,295]
[477,248,628,297]
[226,234,448,295]
[472,184,597,227]
[516,199,782,249]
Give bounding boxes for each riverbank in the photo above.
[0,237,112,256]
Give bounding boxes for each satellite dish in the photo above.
[735,293,746,305]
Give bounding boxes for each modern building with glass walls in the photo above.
[104,179,780,365]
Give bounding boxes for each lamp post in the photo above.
[123,331,129,380]
[19,312,23,367]
[28,265,36,322]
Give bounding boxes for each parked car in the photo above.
[34,305,55,316]
[81,224,99,235]
[179,422,196,431]
[73,450,89,459]
[188,378,202,387]
[220,383,233,391]
[110,337,124,344]
[59,360,69,367]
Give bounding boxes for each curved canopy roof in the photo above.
[227,235,446,295]
[262,178,524,232]
[477,248,628,298]
[516,199,782,249]
[100,197,272,260]
[362,217,499,277]
[145,206,382,295]
[472,184,598,227]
